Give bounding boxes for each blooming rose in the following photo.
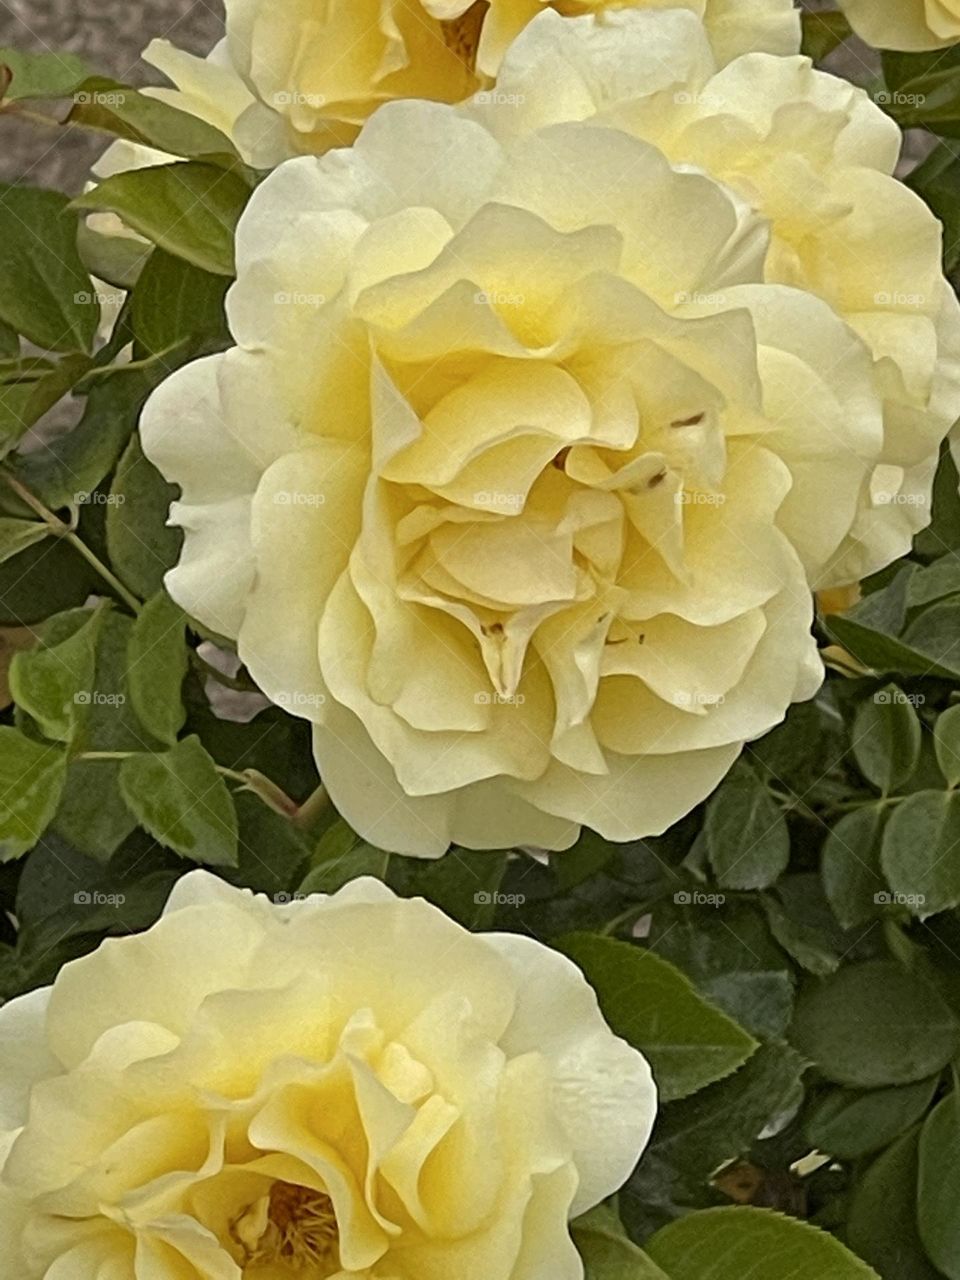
[141,10,960,856]
[0,871,655,1278]
[136,0,800,167]
[840,0,960,51]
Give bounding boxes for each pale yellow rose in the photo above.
[139,9,930,856]
[0,871,655,1278]
[139,0,799,167]
[840,0,960,51]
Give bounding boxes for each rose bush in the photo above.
[134,0,800,166]
[0,871,655,1278]
[139,9,960,856]
[840,0,960,51]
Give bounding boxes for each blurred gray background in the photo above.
[0,0,885,192]
[1,0,224,189]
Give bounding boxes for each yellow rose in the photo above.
[141,9,941,856]
[840,0,960,51]
[0,872,655,1278]
[138,0,799,166]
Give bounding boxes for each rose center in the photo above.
[441,0,488,69]
[232,1180,340,1274]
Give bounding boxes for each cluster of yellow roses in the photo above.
[133,0,960,857]
[1,4,958,1277]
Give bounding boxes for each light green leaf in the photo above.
[557,934,757,1103]
[9,604,104,742]
[119,736,238,867]
[647,1208,879,1279]
[126,591,188,745]
[703,762,789,891]
[300,840,389,896]
[0,47,90,101]
[0,518,49,564]
[0,726,67,860]
[74,162,251,276]
[0,185,98,351]
[934,705,960,788]
[881,790,960,918]
[918,1093,960,1278]
[69,78,237,163]
[790,960,960,1087]
[852,689,922,794]
[0,353,92,448]
[822,805,888,930]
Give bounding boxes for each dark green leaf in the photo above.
[822,805,888,930]
[388,847,508,929]
[848,1127,943,1280]
[934,704,960,788]
[106,430,182,599]
[918,1092,960,1278]
[0,353,92,448]
[806,1077,939,1160]
[882,790,960,918]
[573,1206,669,1280]
[703,762,790,891]
[801,11,852,62]
[0,726,67,860]
[852,689,922,793]
[790,961,960,1087]
[126,591,187,745]
[131,248,228,356]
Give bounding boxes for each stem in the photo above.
[294,783,331,830]
[1,469,142,614]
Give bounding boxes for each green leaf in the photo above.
[907,554,960,609]
[226,792,309,898]
[0,518,48,564]
[806,1077,940,1160]
[852,689,922,794]
[573,1206,669,1280]
[126,591,187,745]
[762,895,839,977]
[388,848,509,929]
[934,705,960,788]
[9,604,104,742]
[0,353,92,448]
[881,790,960,918]
[822,805,888,930]
[0,726,67,860]
[0,536,100,625]
[790,960,960,1087]
[800,11,852,62]
[76,220,150,291]
[301,838,390,895]
[0,47,90,101]
[918,1093,960,1278]
[558,933,757,1103]
[14,361,156,511]
[69,78,237,162]
[131,248,228,356]
[908,144,960,272]
[848,1127,943,1280]
[0,185,98,352]
[74,162,252,276]
[647,1208,879,1279]
[106,431,182,599]
[119,736,238,867]
[703,762,790,891]
[0,319,18,358]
